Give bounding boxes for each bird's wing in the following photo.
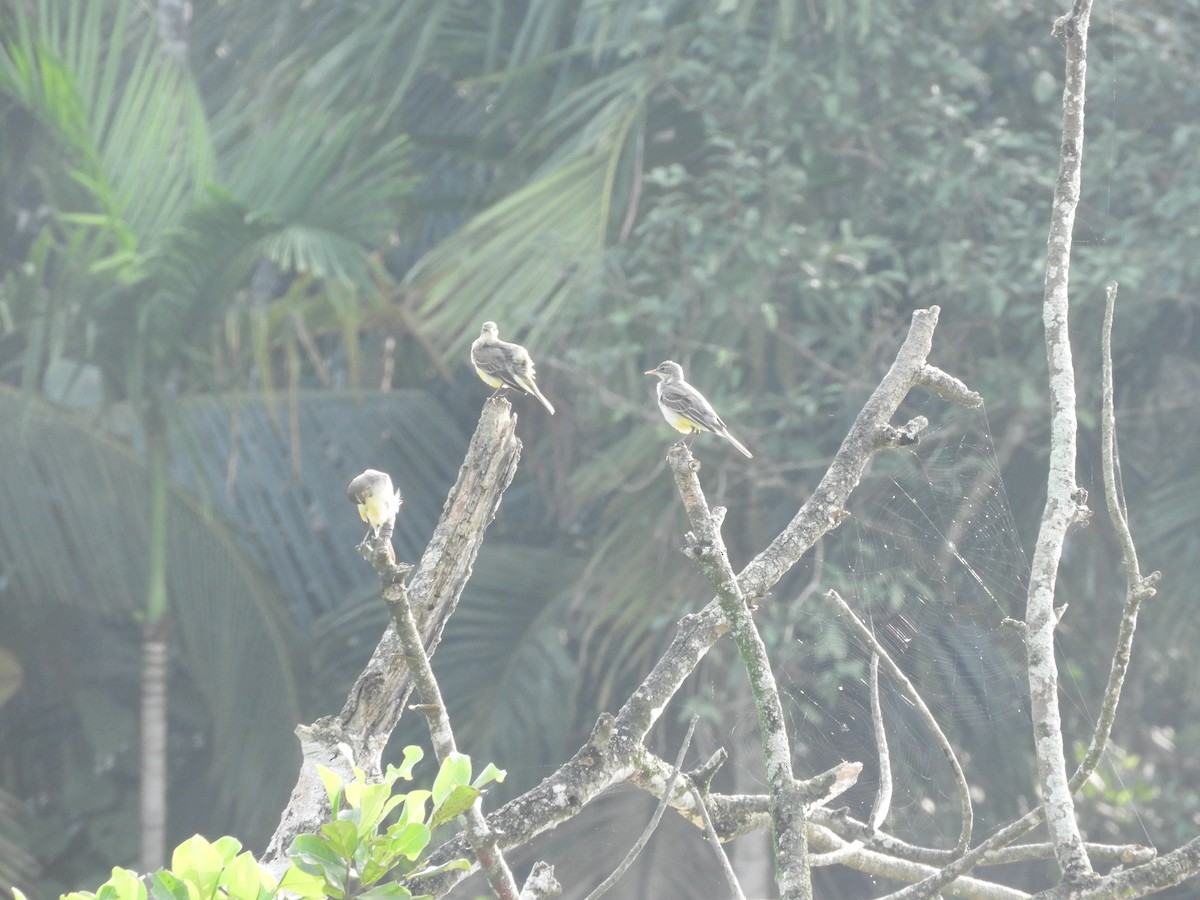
[472,343,528,392]
[659,382,726,434]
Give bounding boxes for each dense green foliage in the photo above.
[2,0,1199,896]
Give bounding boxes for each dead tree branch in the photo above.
[1025,0,1096,884]
[412,306,988,897]
[262,397,521,868]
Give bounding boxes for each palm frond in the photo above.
[0,0,213,248]
[402,153,610,356]
[171,390,470,625]
[0,385,303,836]
[435,544,583,777]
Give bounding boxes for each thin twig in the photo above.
[825,589,972,854]
[584,716,699,900]
[1099,282,1157,594]
[384,580,521,900]
[1071,282,1160,785]
[810,648,891,868]
[868,650,893,832]
[688,782,748,900]
[809,824,1031,900]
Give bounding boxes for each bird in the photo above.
[347,469,402,537]
[470,321,555,414]
[645,360,753,459]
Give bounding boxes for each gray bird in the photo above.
[470,321,555,414]
[645,360,752,458]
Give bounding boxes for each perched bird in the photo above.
[470,321,555,414]
[645,360,753,459]
[347,469,402,537]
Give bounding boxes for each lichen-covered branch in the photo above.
[1025,0,1096,884]
[665,444,812,899]
[1031,835,1200,899]
[413,307,975,896]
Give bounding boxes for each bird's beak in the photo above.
[643,369,656,377]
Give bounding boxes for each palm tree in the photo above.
[0,0,413,876]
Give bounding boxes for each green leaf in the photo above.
[316,765,346,815]
[275,865,330,900]
[290,833,346,869]
[352,779,394,833]
[471,763,507,789]
[396,789,432,828]
[106,868,148,900]
[288,833,351,895]
[431,752,472,807]
[210,834,244,865]
[216,851,269,900]
[343,774,363,810]
[68,868,143,900]
[356,884,414,900]
[390,745,424,781]
[429,784,481,828]
[385,822,432,861]
[405,857,472,881]
[146,871,190,900]
[319,819,360,861]
[170,834,222,898]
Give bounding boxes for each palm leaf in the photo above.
[402,153,610,356]
[0,386,302,836]
[222,106,411,288]
[171,390,470,626]
[0,0,214,249]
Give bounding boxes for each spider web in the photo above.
[762,402,1036,848]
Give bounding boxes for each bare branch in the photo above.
[687,783,748,900]
[1065,283,1161,788]
[1031,835,1200,899]
[262,397,521,867]
[519,861,561,900]
[985,842,1155,868]
[384,577,520,899]
[809,825,1030,900]
[825,589,972,853]
[412,307,968,896]
[867,652,892,833]
[666,443,813,899]
[584,716,698,900]
[914,364,983,407]
[738,306,948,599]
[1099,282,1159,601]
[1025,0,1097,883]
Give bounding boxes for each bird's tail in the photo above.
[525,380,555,415]
[720,429,753,459]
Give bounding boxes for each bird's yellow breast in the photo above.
[662,407,699,434]
[361,494,396,530]
[475,365,504,389]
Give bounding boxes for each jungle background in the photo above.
[1,0,1198,897]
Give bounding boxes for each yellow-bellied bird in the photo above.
[470,321,555,414]
[645,360,752,458]
[347,469,402,537]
